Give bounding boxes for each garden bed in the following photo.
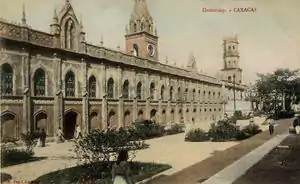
[33,162,171,184]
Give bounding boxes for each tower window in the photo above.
[228,76,232,81]
[133,44,139,57]
[233,46,235,50]
[141,23,144,31]
[228,46,231,50]
[133,23,137,32]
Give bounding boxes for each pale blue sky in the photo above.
[1,0,300,84]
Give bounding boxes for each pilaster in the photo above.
[53,53,63,133]
[100,63,107,129]
[117,66,123,127]
[21,48,32,132]
[81,58,89,134]
[158,99,162,123]
[167,100,171,124]
[144,71,150,119]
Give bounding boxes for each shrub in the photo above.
[20,132,39,154]
[185,128,210,142]
[236,124,262,140]
[132,120,165,140]
[74,128,147,176]
[1,148,32,167]
[166,123,185,135]
[233,110,250,120]
[208,120,240,141]
[276,110,295,119]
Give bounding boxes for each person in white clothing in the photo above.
[74,124,82,139]
[293,114,300,134]
[267,116,275,135]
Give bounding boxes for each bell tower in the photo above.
[125,0,158,61]
[221,35,243,84]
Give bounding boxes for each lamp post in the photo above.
[233,73,236,113]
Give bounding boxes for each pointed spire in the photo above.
[52,7,58,25]
[21,3,26,26]
[188,52,196,68]
[79,14,84,29]
[100,35,103,46]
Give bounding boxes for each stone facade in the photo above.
[0,0,247,139]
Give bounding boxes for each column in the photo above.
[53,53,63,134]
[132,69,137,121]
[81,58,89,134]
[21,48,32,132]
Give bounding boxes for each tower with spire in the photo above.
[221,35,243,84]
[125,0,158,61]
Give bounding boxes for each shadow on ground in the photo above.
[1,173,12,182]
[1,156,48,168]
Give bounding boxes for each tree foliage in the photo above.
[254,68,300,112]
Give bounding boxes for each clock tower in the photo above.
[125,0,159,61]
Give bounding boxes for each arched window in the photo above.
[150,82,155,99]
[123,80,129,99]
[88,75,96,98]
[34,68,46,96]
[107,78,114,98]
[133,44,139,57]
[136,82,142,99]
[228,76,232,81]
[185,88,188,100]
[161,85,165,100]
[169,86,173,100]
[133,23,137,32]
[177,87,181,100]
[65,71,75,97]
[208,91,211,99]
[192,89,196,101]
[1,63,13,95]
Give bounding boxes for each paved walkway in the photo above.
[202,133,289,184]
[144,118,292,184]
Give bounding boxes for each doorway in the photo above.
[64,111,77,139]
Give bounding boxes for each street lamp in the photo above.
[233,73,236,113]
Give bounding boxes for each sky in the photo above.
[0,0,300,84]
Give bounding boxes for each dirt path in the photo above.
[145,119,293,184]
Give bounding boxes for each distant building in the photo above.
[0,0,247,139]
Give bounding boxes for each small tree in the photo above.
[74,128,147,177]
[20,132,39,155]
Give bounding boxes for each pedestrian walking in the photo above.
[40,129,47,147]
[293,114,300,134]
[74,124,82,139]
[35,128,41,147]
[268,116,275,135]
